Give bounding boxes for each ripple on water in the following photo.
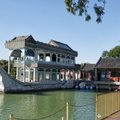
[0,90,103,120]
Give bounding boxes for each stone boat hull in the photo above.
[0,66,63,93]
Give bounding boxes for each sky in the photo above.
[0,0,120,64]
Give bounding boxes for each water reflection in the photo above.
[0,90,103,120]
[70,90,97,120]
[0,94,4,117]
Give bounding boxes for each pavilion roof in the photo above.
[48,40,73,50]
[94,57,120,68]
[11,35,36,43]
[81,64,95,71]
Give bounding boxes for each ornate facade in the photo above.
[5,35,80,82]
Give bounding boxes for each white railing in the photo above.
[14,60,23,63]
[14,59,74,66]
[38,61,74,66]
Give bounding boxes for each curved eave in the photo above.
[25,42,78,57]
[94,67,120,69]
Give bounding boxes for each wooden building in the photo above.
[81,64,95,80]
[5,35,80,82]
[94,57,120,82]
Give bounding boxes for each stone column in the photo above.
[79,71,81,80]
[23,56,25,82]
[29,68,31,82]
[76,71,78,80]
[34,68,38,82]
[43,51,46,62]
[59,69,62,81]
[50,69,52,81]
[50,53,52,62]
[68,70,70,80]
[64,70,66,81]
[57,69,60,81]
[34,50,38,62]
[43,69,46,81]
[75,71,77,80]
[33,68,35,82]
[23,49,26,82]
[16,57,19,79]
[65,70,68,80]
[8,56,10,74]
[56,70,57,81]
[78,71,80,80]
[62,70,64,80]
[16,67,19,79]
[56,54,58,63]
[60,55,62,63]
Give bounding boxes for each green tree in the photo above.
[102,46,120,58]
[109,46,120,57]
[102,50,109,58]
[0,60,8,72]
[64,0,106,23]
[10,61,16,78]
[0,59,16,78]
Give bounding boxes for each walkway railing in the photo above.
[8,101,96,120]
[96,91,120,120]
[9,91,120,120]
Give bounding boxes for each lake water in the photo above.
[0,89,104,120]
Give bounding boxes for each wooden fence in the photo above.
[96,91,120,120]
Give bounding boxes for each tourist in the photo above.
[115,86,120,91]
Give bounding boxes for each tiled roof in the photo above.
[6,35,78,56]
[12,35,31,40]
[10,36,73,51]
[11,35,36,43]
[94,57,120,68]
[48,40,73,50]
[81,64,95,71]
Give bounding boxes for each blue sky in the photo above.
[0,0,120,64]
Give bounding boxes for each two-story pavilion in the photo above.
[5,35,80,83]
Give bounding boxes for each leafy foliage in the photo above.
[102,50,109,58]
[109,46,120,57]
[64,0,106,23]
[10,61,16,78]
[0,60,16,78]
[102,46,120,58]
[0,60,8,72]
[79,62,91,67]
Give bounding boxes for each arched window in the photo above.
[46,53,50,62]
[46,69,50,80]
[26,49,34,57]
[11,49,22,57]
[39,54,44,61]
[26,49,35,61]
[61,55,65,58]
[67,56,70,59]
[52,53,56,62]
[61,55,65,63]
[38,68,44,81]
[38,68,44,71]
[58,58,60,62]
[52,69,56,72]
